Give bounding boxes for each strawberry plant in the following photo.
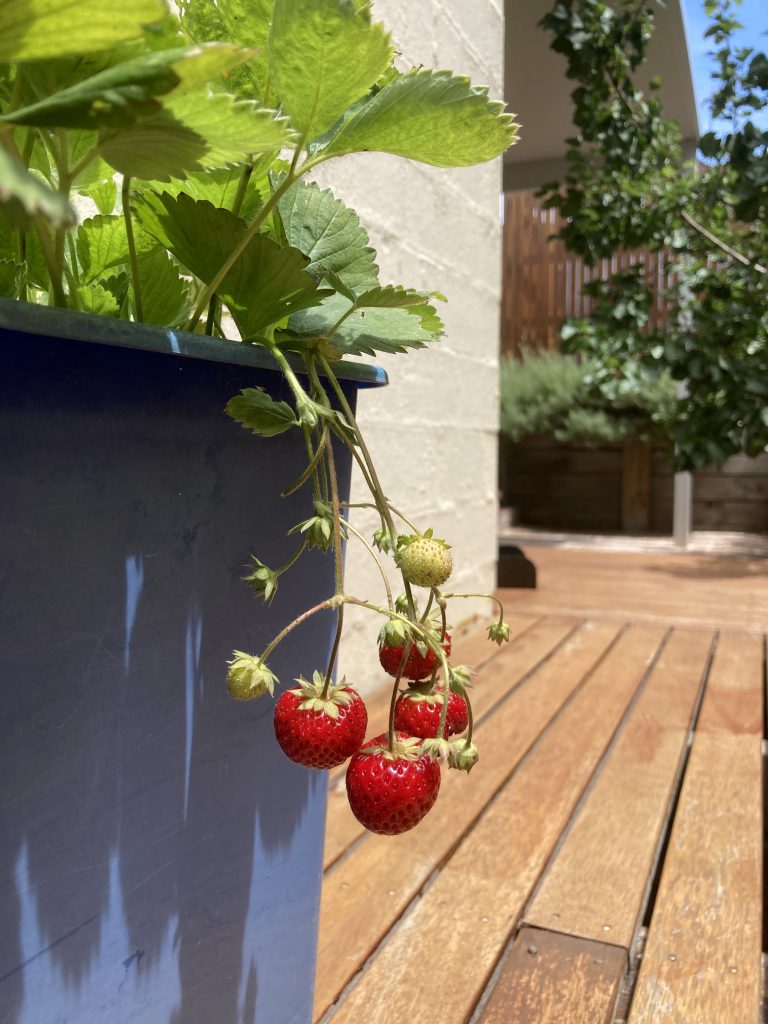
[0,0,519,835]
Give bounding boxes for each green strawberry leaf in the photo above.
[285,289,443,357]
[79,178,118,216]
[0,146,75,228]
[321,68,519,166]
[0,0,165,62]
[101,271,130,307]
[136,249,191,326]
[2,45,258,131]
[216,0,274,102]
[144,166,263,223]
[134,191,330,336]
[226,386,297,436]
[100,90,291,180]
[76,216,131,283]
[269,0,393,139]
[278,181,379,292]
[76,282,120,317]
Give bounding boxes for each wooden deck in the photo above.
[316,548,766,1023]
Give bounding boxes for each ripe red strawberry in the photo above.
[346,732,441,835]
[378,632,452,681]
[274,672,367,770]
[394,689,468,738]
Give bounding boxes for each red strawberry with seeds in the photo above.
[274,672,367,770]
[345,732,441,835]
[394,689,468,738]
[378,632,452,681]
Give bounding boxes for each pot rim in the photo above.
[0,297,388,389]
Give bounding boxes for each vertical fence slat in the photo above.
[501,189,670,357]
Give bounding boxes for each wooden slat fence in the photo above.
[501,190,672,355]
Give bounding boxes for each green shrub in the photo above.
[499,349,675,447]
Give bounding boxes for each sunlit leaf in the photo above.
[101,91,291,180]
[2,45,256,131]
[0,0,165,62]
[269,0,393,138]
[321,68,519,166]
[76,282,120,316]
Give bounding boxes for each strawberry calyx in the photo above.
[362,733,427,762]
[289,670,358,720]
[420,736,451,762]
[226,651,278,701]
[448,739,479,773]
[447,664,474,693]
[400,687,445,705]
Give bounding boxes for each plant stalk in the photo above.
[122,176,143,322]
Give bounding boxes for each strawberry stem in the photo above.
[387,644,411,753]
[320,397,345,699]
[283,427,329,498]
[260,595,343,665]
[317,355,419,623]
[442,591,506,625]
[343,519,394,609]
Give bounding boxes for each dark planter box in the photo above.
[0,299,385,1024]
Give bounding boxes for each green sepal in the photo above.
[364,734,423,761]
[487,620,511,645]
[448,739,479,773]
[419,736,450,762]
[447,664,473,695]
[287,499,342,551]
[372,526,392,553]
[243,556,280,603]
[226,651,277,701]
[289,671,357,718]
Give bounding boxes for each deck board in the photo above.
[476,927,627,1024]
[321,625,664,1023]
[499,547,768,632]
[319,548,767,1024]
[315,620,619,1018]
[628,632,764,1024]
[524,628,713,949]
[323,615,574,871]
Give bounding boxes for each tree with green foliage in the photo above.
[540,0,767,469]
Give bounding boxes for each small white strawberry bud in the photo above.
[243,557,279,603]
[448,664,473,693]
[448,739,479,773]
[487,620,511,646]
[226,651,277,701]
[420,737,451,763]
[373,527,392,553]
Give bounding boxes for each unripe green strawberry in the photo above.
[396,532,452,588]
[226,652,277,701]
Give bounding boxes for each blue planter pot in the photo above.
[0,299,385,1024]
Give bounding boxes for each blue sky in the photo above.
[681,0,768,132]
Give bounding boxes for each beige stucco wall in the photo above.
[313,0,506,689]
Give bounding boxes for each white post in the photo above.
[672,469,692,547]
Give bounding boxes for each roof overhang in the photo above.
[503,0,700,191]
